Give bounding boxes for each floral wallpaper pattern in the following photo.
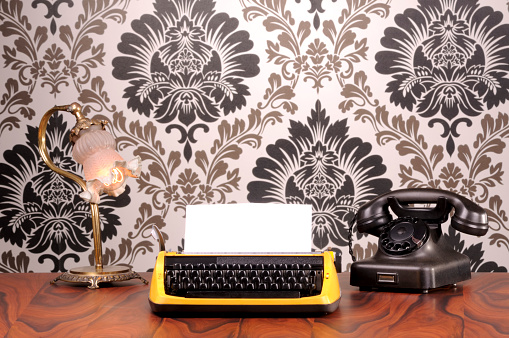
[375,0,509,155]
[248,100,392,251]
[0,0,507,273]
[112,0,260,161]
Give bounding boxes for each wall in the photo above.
[0,0,508,273]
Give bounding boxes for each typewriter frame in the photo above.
[149,251,340,315]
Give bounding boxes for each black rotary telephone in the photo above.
[349,188,488,293]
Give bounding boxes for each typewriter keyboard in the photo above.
[164,255,324,298]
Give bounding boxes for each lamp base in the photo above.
[50,265,149,289]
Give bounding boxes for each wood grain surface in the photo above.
[1,272,508,337]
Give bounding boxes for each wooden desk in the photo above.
[1,272,508,337]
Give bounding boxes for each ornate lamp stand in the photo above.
[38,103,148,289]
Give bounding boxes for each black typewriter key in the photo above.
[211,283,220,290]
[231,263,240,270]
[263,276,272,283]
[217,263,227,269]
[202,270,212,278]
[199,282,207,290]
[294,283,302,290]
[205,276,213,284]
[182,277,190,284]
[300,276,309,284]
[187,283,195,290]
[282,283,291,290]
[250,270,258,278]
[196,263,205,270]
[286,270,294,278]
[235,283,244,290]
[277,263,287,269]
[241,263,252,270]
[174,263,182,270]
[184,263,193,270]
[255,263,264,270]
[252,276,261,286]
[180,270,188,278]
[216,277,225,285]
[309,270,317,277]
[268,263,276,270]
[207,263,217,270]
[276,276,285,284]
[167,277,175,289]
[240,277,249,285]
[238,270,247,278]
[215,270,223,278]
[261,270,270,278]
[223,283,232,289]
[247,283,255,290]
[297,270,306,278]
[228,276,237,284]
[191,270,199,278]
[226,270,235,278]
[193,276,201,284]
[270,283,279,290]
[291,263,300,270]
[273,270,282,278]
[288,276,297,284]
[303,264,312,269]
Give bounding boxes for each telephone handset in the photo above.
[350,188,488,292]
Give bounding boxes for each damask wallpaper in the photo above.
[0,0,508,274]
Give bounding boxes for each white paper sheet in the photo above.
[184,203,312,253]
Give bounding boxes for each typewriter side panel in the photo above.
[322,251,341,304]
[149,251,169,307]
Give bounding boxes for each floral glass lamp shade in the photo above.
[38,102,147,289]
[71,121,142,204]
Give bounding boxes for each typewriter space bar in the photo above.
[185,291,301,298]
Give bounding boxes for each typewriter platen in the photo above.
[149,250,341,314]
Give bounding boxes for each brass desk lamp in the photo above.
[38,102,148,289]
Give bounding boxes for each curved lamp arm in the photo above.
[37,102,104,270]
[38,103,88,191]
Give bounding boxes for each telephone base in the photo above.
[358,283,458,294]
[350,238,471,292]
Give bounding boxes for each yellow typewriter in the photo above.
[149,250,341,314]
